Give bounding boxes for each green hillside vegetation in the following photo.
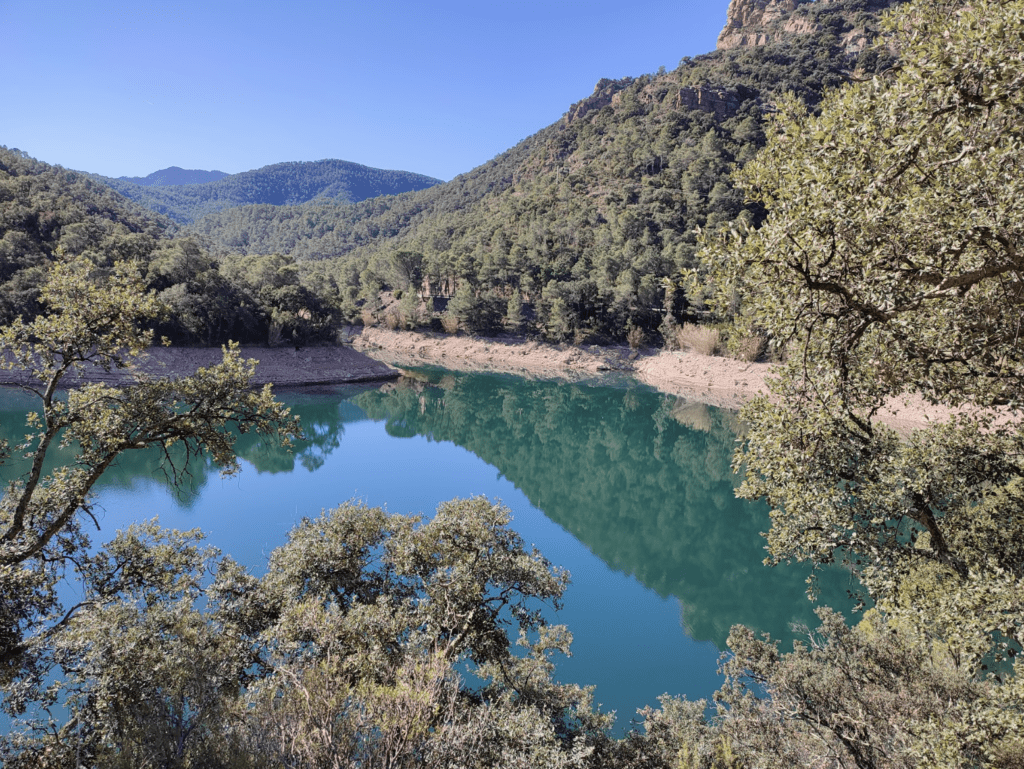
[94,158,444,225]
[0,149,169,322]
[2,0,901,349]
[0,148,345,347]
[187,0,901,343]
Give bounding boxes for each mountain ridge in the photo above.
[118,166,229,186]
[94,159,444,225]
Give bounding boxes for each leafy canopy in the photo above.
[702,0,1024,760]
[0,256,299,687]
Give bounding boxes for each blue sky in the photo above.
[4,1,733,181]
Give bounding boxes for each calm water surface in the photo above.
[0,370,856,730]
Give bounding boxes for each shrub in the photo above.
[440,313,459,334]
[626,323,647,350]
[676,323,721,356]
[730,334,766,362]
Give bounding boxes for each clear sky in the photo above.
[3,1,733,182]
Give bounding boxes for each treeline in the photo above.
[94,158,443,225]
[118,166,229,186]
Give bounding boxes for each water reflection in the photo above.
[355,371,856,649]
[0,386,372,502]
[0,372,855,653]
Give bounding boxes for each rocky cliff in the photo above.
[717,0,889,53]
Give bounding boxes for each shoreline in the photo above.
[0,345,400,391]
[351,327,960,430]
[2,329,957,429]
[351,327,770,411]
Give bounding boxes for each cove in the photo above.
[0,370,857,730]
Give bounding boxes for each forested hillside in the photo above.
[0,147,338,347]
[94,159,444,225]
[188,0,902,343]
[2,0,902,348]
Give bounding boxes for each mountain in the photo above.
[188,0,904,342]
[0,147,334,348]
[118,166,230,186]
[94,159,445,225]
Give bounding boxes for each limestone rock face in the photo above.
[717,0,807,50]
[716,0,880,54]
[564,78,634,125]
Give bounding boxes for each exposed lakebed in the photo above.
[0,370,857,730]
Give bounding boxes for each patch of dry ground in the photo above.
[353,327,961,429]
[0,345,399,389]
[1,329,962,429]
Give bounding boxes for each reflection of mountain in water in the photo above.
[356,372,857,650]
[0,386,371,507]
[1,375,857,650]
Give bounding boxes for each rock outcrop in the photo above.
[675,85,751,119]
[564,78,634,125]
[716,0,882,53]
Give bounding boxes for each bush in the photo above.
[440,313,459,334]
[676,323,721,356]
[626,323,647,350]
[729,334,766,362]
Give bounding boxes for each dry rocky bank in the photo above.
[2,328,950,429]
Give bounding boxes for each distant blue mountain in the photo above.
[97,159,444,224]
[118,166,229,186]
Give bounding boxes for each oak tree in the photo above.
[0,256,299,687]
[703,0,1024,761]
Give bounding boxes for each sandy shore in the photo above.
[352,327,960,430]
[0,345,400,390]
[352,327,769,410]
[1,329,961,429]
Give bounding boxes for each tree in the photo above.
[702,0,1024,758]
[0,256,299,691]
[236,497,610,769]
[2,498,614,768]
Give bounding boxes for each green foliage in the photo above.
[3,0,903,345]
[182,0,901,342]
[94,158,443,225]
[0,256,298,694]
[700,0,1024,761]
[1,498,617,768]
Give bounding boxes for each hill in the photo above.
[118,166,229,186]
[188,0,903,343]
[0,147,171,322]
[94,159,444,225]
[0,146,335,347]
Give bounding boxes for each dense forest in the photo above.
[0,148,341,347]
[93,159,443,225]
[117,166,229,186]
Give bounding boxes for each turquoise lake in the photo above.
[0,369,857,731]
